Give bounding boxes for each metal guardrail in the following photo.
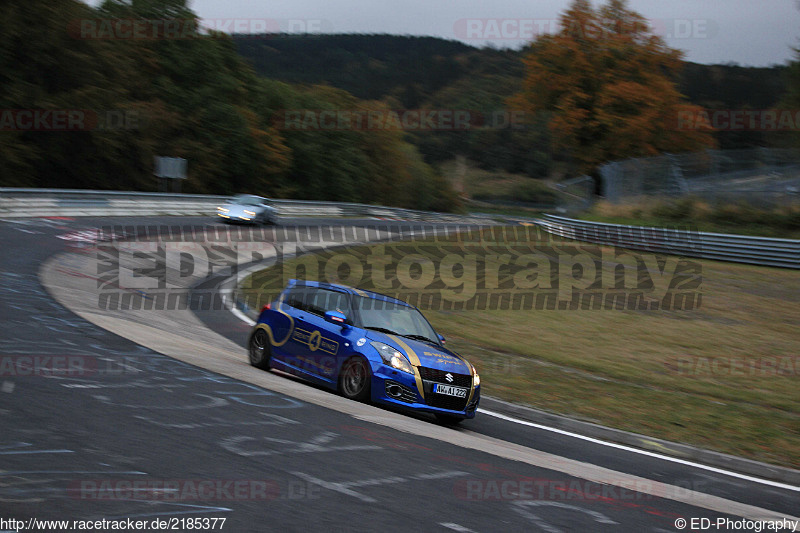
[0,188,228,217]
[0,188,496,224]
[537,215,800,269]
[2,189,795,267]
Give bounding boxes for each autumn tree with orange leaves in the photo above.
[510,0,715,174]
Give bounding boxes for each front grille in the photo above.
[385,380,418,403]
[425,393,469,412]
[417,367,472,387]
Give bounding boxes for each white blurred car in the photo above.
[216,194,278,225]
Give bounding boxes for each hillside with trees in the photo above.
[1,0,793,208]
[234,34,787,124]
[234,28,789,173]
[0,0,460,211]
[510,0,717,174]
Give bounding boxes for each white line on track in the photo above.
[0,450,73,455]
[230,306,255,326]
[440,523,478,533]
[0,471,148,476]
[479,408,799,492]
[221,234,799,495]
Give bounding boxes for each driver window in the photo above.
[309,289,350,317]
[284,288,311,311]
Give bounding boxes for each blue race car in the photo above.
[248,280,480,423]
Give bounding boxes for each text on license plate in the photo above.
[433,384,467,398]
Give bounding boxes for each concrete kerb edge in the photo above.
[228,233,800,488]
[478,397,800,486]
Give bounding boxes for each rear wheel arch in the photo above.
[248,328,272,370]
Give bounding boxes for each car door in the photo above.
[289,287,353,383]
[262,289,301,364]
[275,286,319,378]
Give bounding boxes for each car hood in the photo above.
[365,330,472,374]
[222,203,261,217]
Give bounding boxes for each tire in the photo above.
[435,414,464,426]
[258,209,277,226]
[248,329,272,370]
[338,357,371,401]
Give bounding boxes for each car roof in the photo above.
[286,279,411,307]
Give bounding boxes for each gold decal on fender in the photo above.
[292,328,339,355]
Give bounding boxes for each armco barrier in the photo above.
[0,189,228,218]
[0,188,495,224]
[537,214,800,269]
[2,189,795,268]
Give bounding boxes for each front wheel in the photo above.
[248,329,272,370]
[338,357,371,401]
[258,209,278,226]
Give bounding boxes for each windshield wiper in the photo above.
[364,327,437,345]
[400,333,438,345]
[364,326,400,336]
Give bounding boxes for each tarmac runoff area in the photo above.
[37,221,800,526]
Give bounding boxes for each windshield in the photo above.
[231,195,263,206]
[355,297,439,344]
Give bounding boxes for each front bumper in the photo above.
[370,362,480,419]
[217,212,255,224]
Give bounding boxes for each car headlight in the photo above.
[243,210,256,216]
[217,207,229,212]
[371,341,414,374]
[471,363,480,386]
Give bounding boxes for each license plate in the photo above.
[433,384,467,398]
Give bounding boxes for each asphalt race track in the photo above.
[0,215,797,533]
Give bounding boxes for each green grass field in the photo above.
[583,198,800,239]
[241,227,800,468]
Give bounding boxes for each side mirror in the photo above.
[438,334,446,345]
[324,310,348,327]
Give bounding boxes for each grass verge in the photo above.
[241,227,800,468]
[583,198,800,239]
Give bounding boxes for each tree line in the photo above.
[235,4,790,177]
[0,0,459,211]
[1,0,794,209]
